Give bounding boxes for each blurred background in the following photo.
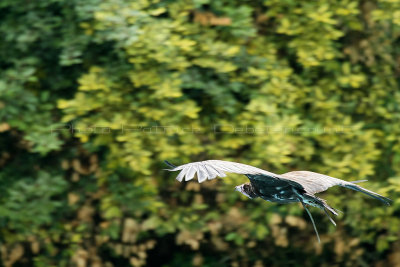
[1,0,400,266]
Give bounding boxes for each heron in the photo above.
[164,160,391,243]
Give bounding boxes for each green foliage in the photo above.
[0,171,67,233]
[1,0,400,266]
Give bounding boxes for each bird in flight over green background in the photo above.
[165,160,391,243]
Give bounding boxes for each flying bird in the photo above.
[164,160,391,243]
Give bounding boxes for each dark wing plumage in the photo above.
[247,174,303,189]
[281,171,391,205]
[246,174,304,202]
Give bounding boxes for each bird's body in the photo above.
[165,160,391,242]
[243,176,299,203]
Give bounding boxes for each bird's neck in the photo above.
[243,183,259,199]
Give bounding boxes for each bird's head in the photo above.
[235,183,256,199]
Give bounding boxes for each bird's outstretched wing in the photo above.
[165,160,282,183]
[281,171,391,205]
[280,171,348,194]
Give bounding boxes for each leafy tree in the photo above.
[1,0,400,266]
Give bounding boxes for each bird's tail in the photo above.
[321,201,339,217]
[343,184,392,206]
[303,194,339,227]
[320,200,340,227]
[303,193,339,216]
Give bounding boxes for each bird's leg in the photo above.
[300,200,321,243]
[323,208,336,227]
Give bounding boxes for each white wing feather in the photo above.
[168,160,279,183]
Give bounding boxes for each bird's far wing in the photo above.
[280,171,343,194]
[280,171,391,205]
[165,160,281,183]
